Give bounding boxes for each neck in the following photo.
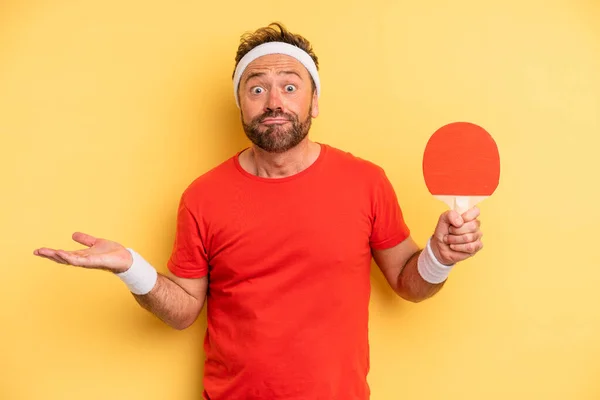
[241,139,321,178]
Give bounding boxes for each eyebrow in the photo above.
[244,70,303,84]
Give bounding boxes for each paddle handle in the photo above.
[434,195,488,214]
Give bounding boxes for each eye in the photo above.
[284,84,296,92]
[251,86,265,94]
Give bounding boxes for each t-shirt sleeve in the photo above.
[167,196,209,279]
[369,167,411,250]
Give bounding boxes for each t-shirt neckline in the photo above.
[233,143,328,183]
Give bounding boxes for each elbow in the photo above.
[395,274,446,303]
[397,290,429,303]
[409,295,432,303]
[169,303,205,330]
[171,323,191,331]
[167,309,202,331]
[397,285,445,303]
[395,283,438,303]
[169,317,196,330]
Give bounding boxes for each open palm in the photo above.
[34,232,132,273]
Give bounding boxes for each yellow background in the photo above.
[1,0,599,399]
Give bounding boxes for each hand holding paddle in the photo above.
[422,121,499,264]
[33,232,133,273]
[429,207,483,265]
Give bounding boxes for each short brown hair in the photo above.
[233,22,319,89]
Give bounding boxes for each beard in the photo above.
[242,107,312,153]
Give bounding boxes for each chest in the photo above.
[203,181,374,287]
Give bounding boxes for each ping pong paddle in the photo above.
[423,122,500,214]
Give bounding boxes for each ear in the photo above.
[310,90,319,118]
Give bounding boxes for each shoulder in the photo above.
[178,152,241,206]
[322,143,388,180]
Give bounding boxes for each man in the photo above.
[34,22,483,400]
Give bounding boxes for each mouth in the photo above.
[260,118,290,125]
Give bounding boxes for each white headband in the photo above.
[232,41,321,108]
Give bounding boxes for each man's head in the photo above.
[232,23,320,153]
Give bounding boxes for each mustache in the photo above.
[257,110,294,122]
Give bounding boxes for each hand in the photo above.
[33,232,133,273]
[430,207,483,265]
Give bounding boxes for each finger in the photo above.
[440,210,463,229]
[69,250,90,257]
[54,251,71,265]
[35,247,59,258]
[72,232,97,248]
[34,248,68,264]
[448,210,464,228]
[444,231,483,245]
[40,254,67,264]
[461,206,480,222]
[56,250,96,267]
[449,219,481,235]
[449,241,483,254]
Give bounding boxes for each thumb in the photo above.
[72,232,97,247]
[438,210,464,232]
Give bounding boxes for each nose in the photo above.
[265,89,283,112]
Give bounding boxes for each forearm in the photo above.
[132,274,204,330]
[396,250,446,303]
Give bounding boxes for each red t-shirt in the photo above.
[167,143,410,400]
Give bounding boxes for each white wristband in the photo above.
[417,238,455,284]
[116,249,158,295]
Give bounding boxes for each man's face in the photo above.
[238,54,319,153]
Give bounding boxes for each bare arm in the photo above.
[373,208,484,303]
[373,236,445,303]
[34,232,207,330]
[132,272,207,330]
